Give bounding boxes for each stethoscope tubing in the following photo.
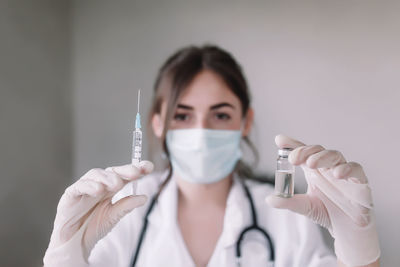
[130,179,275,266]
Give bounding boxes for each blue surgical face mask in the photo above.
[166,128,242,184]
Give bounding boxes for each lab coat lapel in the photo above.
[144,175,196,266]
[147,173,177,229]
[221,173,250,249]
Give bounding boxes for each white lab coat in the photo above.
[88,170,337,267]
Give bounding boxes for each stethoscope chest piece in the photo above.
[234,180,275,266]
[236,257,274,267]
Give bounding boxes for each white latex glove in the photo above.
[43,161,154,267]
[266,135,380,266]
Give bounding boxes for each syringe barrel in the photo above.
[132,128,142,162]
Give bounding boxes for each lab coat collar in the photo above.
[147,171,250,248]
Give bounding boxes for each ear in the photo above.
[151,113,164,138]
[242,107,254,137]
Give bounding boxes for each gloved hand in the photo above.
[266,135,380,266]
[43,161,154,267]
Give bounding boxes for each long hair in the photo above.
[147,45,261,194]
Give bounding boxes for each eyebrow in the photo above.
[177,102,235,110]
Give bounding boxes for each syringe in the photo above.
[131,89,142,195]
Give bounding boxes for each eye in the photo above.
[174,113,190,121]
[215,113,231,121]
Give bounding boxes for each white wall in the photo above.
[72,1,400,265]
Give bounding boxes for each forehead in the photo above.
[177,70,241,109]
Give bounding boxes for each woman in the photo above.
[43,45,380,267]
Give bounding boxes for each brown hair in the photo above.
[147,45,259,193]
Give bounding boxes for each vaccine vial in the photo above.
[275,148,295,198]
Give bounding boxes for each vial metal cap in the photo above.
[278,148,293,157]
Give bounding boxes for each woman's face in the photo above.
[152,70,253,137]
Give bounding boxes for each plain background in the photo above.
[1,0,399,266]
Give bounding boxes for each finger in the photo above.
[333,162,368,183]
[110,194,148,219]
[266,194,311,216]
[58,180,106,223]
[106,164,140,180]
[306,149,346,169]
[106,195,148,229]
[108,161,154,181]
[289,145,325,166]
[83,168,125,192]
[138,160,155,174]
[65,179,105,199]
[275,134,306,150]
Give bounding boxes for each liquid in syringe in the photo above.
[132,89,142,165]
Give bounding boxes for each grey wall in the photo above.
[0,0,71,266]
[72,1,400,266]
[1,0,399,266]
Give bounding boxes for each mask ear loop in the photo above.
[238,118,247,160]
[237,114,251,168]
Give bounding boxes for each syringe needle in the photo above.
[137,89,141,114]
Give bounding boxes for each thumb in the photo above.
[265,194,312,216]
[109,195,148,223]
[266,194,331,229]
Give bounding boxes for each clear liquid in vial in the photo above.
[275,170,294,198]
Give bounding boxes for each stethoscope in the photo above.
[130,178,275,267]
